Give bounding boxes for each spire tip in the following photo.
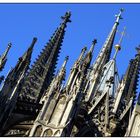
[120,8,124,12]
[65,56,69,61]
[33,37,37,42]
[61,11,71,23]
[8,42,12,48]
[92,39,97,45]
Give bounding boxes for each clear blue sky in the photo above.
[0,4,139,92]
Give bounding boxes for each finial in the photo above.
[113,27,126,60]
[115,8,124,24]
[32,37,37,44]
[78,46,87,61]
[89,39,97,53]
[30,37,37,48]
[62,56,69,68]
[8,42,12,49]
[27,37,37,52]
[82,46,87,52]
[1,42,12,60]
[93,39,97,45]
[61,11,71,23]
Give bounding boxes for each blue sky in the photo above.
[0,3,139,92]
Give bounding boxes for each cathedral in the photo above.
[0,9,140,137]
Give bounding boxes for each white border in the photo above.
[0,0,139,3]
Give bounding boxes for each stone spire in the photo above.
[0,43,12,71]
[19,12,71,103]
[0,38,36,100]
[82,39,97,72]
[0,38,36,130]
[66,46,87,90]
[85,9,124,102]
[41,56,68,103]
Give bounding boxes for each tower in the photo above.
[75,27,126,137]
[85,9,124,102]
[19,12,71,104]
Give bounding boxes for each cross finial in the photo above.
[61,11,71,23]
[115,8,124,24]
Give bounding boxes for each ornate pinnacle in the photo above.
[21,37,37,61]
[82,47,87,52]
[89,39,97,53]
[115,8,124,24]
[61,11,71,23]
[27,37,37,54]
[0,43,12,71]
[2,43,12,59]
[30,37,37,49]
[62,56,69,68]
[78,46,87,61]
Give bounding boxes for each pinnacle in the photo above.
[61,11,71,23]
[92,39,97,45]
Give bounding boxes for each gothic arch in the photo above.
[43,129,53,137]
[54,130,60,136]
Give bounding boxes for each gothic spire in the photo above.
[40,56,68,107]
[66,46,87,91]
[14,37,37,74]
[0,43,12,71]
[92,8,123,74]
[19,12,71,103]
[85,9,123,102]
[0,38,36,129]
[0,38,36,102]
[82,39,97,71]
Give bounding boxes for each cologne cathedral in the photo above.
[0,9,140,137]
